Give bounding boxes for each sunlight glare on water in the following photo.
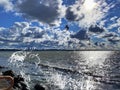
[1,51,119,90]
[75,51,113,90]
[80,51,112,66]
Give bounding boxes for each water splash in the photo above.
[45,69,89,90]
[50,72,66,89]
[3,51,117,90]
[8,51,41,88]
[9,51,29,70]
[28,53,40,68]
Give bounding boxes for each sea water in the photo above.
[0,51,120,90]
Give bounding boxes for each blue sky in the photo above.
[0,0,120,49]
[0,9,25,27]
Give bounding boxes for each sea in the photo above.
[0,51,120,90]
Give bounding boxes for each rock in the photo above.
[14,75,24,84]
[17,75,24,81]
[2,70,15,77]
[20,81,27,88]
[2,70,29,90]
[14,78,29,90]
[14,77,22,88]
[21,87,29,90]
[0,66,5,69]
[34,84,45,90]
[13,83,22,89]
[13,82,29,90]
[14,77,20,84]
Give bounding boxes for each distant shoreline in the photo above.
[0,49,120,51]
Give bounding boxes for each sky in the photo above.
[0,0,120,50]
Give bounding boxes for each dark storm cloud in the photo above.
[16,0,64,25]
[71,30,89,40]
[89,25,104,33]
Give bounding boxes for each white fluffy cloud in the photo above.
[0,21,120,49]
[0,0,120,49]
[107,17,120,30]
[0,0,116,28]
[0,22,87,49]
[0,0,13,12]
[65,0,115,28]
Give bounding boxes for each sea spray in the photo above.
[46,70,84,90]
[8,51,41,88]
[28,53,41,74]
[8,51,30,88]
[6,51,102,89]
[9,51,27,68]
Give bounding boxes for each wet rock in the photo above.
[13,77,29,90]
[14,77,23,88]
[22,87,29,90]
[2,70,15,77]
[17,75,25,81]
[20,81,27,88]
[22,86,29,90]
[13,83,22,89]
[0,66,5,69]
[34,84,45,90]
[2,70,29,90]
[14,75,25,84]
[21,84,29,90]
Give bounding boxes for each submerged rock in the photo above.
[34,84,45,90]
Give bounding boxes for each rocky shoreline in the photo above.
[0,66,45,90]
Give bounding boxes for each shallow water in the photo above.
[0,51,120,90]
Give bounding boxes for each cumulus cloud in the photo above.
[1,21,120,49]
[0,0,13,12]
[0,22,87,49]
[0,0,116,28]
[65,0,115,28]
[89,25,105,34]
[15,0,66,26]
[0,0,119,49]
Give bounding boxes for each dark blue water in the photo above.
[0,51,120,90]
